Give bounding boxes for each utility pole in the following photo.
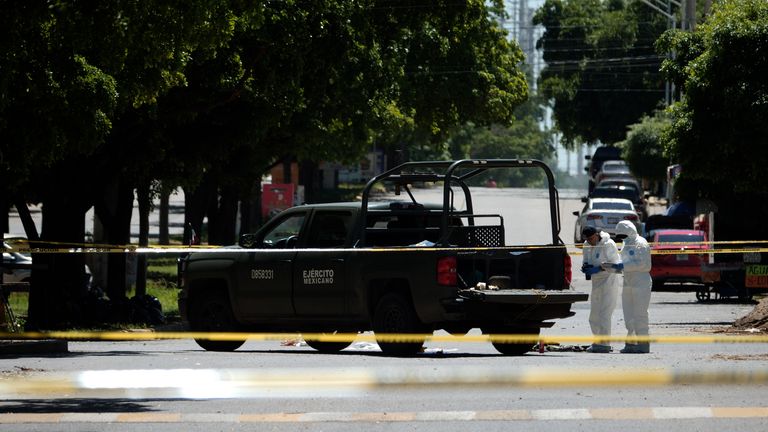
[682,0,696,31]
[639,0,697,105]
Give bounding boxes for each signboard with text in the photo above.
[745,264,768,288]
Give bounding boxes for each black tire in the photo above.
[652,279,665,291]
[373,293,427,356]
[305,338,353,353]
[486,327,539,356]
[695,287,711,302]
[304,331,353,353]
[189,291,246,352]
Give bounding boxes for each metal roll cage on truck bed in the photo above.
[359,159,563,247]
[178,159,587,356]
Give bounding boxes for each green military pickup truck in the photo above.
[178,159,587,355]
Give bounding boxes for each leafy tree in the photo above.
[620,111,670,183]
[533,0,668,147]
[1,1,236,328]
[658,0,768,195]
[1,1,529,328]
[657,0,768,239]
[445,97,555,187]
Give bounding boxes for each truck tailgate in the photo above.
[458,289,588,304]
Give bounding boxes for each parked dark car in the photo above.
[594,160,632,185]
[585,146,623,192]
[596,174,642,189]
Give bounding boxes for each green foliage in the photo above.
[445,99,555,187]
[1,1,531,319]
[620,112,671,181]
[533,0,668,147]
[658,0,768,195]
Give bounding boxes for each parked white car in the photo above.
[572,198,641,243]
[2,241,32,283]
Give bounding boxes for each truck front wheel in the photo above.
[373,293,427,356]
[485,327,539,356]
[189,291,246,352]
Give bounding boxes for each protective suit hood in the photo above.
[616,220,638,240]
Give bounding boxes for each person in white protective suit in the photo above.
[580,226,622,353]
[613,221,653,354]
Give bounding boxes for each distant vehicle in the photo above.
[2,237,92,287]
[585,146,623,192]
[588,185,648,221]
[572,198,640,243]
[1,241,32,283]
[649,229,709,290]
[594,160,631,185]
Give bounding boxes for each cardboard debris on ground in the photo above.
[280,338,305,347]
[731,297,768,332]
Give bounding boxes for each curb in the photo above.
[0,340,69,355]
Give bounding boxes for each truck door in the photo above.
[237,211,307,318]
[292,211,353,316]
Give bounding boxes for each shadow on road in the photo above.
[0,398,177,413]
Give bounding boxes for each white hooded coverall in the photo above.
[582,231,621,343]
[615,221,653,350]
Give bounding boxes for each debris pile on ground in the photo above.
[731,297,768,332]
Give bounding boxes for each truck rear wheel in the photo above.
[486,327,539,356]
[190,291,246,352]
[305,339,353,353]
[373,293,427,356]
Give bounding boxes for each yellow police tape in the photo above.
[2,331,768,344]
[2,241,767,256]
[1,366,768,399]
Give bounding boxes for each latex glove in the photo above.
[585,266,602,276]
[580,264,593,274]
[601,262,624,271]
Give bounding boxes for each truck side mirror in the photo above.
[572,211,579,216]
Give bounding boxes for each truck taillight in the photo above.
[624,214,638,221]
[437,256,457,286]
[564,253,572,287]
[586,214,602,220]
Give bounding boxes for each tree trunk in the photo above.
[158,187,170,245]
[26,189,88,330]
[299,160,317,203]
[208,185,238,246]
[13,198,40,241]
[183,175,215,245]
[238,177,263,236]
[135,183,151,297]
[95,181,135,302]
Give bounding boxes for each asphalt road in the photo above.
[1,186,767,431]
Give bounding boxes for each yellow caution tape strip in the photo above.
[1,331,767,344]
[1,366,768,399]
[3,242,767,256]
